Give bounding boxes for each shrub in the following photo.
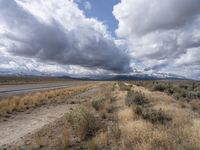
[135,107,171,124]
[134,106,143,116]
[180,90,187,98]
[179,84,189,89]
[126,91,148,106]
[152,83,168,92]
[112,83,117,91]
[87,140,98,150]
[65,107,97,139]
[166,87,174,95]
[187,91,199,99]
[92,100,104,111]
[198,92,200,98]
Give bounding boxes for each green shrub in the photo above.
[126,91,148,106]
[166,88,174,95]
[135,107,171,124]
[197,92,200,98]
[180,90,187,98]
[134,106,143,116]
[92,100,104,111]
[65,107,97,139]
[87,140,98,150]
[179,84,189,89]
[187,91,199,99]
[112,83,117,91]
[152,83,169,92]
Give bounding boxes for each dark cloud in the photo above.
[144,64,168,71]
[0,0,131,73]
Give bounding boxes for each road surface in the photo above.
[0,81,89,97]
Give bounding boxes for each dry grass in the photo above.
[87,132,108,150]
[189,99,200,110]
[93,132,108,146]
[0,76,71,86]
[32,81,199,150]
[91,84,114,119]
[0,84,93,116]
[105,82,200,150]
[4,82,200,150]
[62,128,71,148]
[130,80,200,101]
[117,107,172,149]
[118,108,136,123]
[65,106,97,140]
[120,120,173,150]
[184,119,200,148]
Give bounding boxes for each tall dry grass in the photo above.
[110,82,200,150]
[0,84,93,116]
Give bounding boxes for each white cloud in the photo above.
[1,0,200,79]
[113,0,200,36]
[0,0,131,74]
[175,48,200,66]
[84,1,92,10]
[113,0,200,79]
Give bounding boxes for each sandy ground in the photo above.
[0,104,74,148]
[0,85,101,149]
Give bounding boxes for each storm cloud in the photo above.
[1,0,200,79]
[0,0,131,73]
[113,0,200,74]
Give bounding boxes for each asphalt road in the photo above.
[0,81,88,98]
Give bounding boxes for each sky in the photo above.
[0,0,200,79]
[77,0,120,35]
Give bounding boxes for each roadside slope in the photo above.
[0,83,103,149]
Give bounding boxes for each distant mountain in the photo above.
[60,73,188,81]
[0,70,188,81]
[107,74,187,81]
[59,76,92,81]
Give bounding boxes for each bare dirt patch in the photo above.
[0,83,106,150]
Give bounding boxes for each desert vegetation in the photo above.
[130,80,200,111]
[64,81,200,150]
[131,80,200,100]
[115,82,200,150]
[1,81,200,150]
[65,106,97,140]
[0,84,93,117]
[3,83,113,150]
[0,76,71,85]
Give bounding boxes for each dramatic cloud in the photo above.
[113,0,200,78]
[0,0,131,73]
[1,0,200,79]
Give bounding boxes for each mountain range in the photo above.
[0,69,188,81]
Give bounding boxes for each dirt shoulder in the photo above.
[0,83,104,150]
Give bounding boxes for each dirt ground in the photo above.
[0,83,103,150]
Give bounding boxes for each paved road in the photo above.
[0,81,88,97]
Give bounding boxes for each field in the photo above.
[0,80,200,150]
